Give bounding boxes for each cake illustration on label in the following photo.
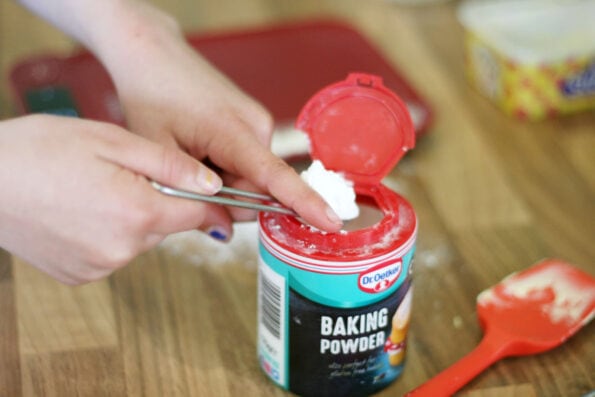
[384,287,413,366]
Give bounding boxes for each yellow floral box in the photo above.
[458,0,595,120]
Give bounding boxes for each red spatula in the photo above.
[406,259,595,397]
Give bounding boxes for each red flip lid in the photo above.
[296,73,415,185]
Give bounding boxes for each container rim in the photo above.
[258,184,417,263]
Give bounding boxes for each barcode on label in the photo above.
[257,262,286,385]
[260,271,282,339]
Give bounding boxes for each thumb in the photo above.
[98,126,222,194]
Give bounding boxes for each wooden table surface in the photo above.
[1,1,594,396]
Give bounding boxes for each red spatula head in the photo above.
[477,259,595,355]
[406,259,594,397]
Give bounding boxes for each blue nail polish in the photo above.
[208,228,227,241]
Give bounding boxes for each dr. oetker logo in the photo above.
[358,260,402,293]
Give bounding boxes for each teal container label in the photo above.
[257,230,416,397]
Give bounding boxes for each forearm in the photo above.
[16,0,182,73]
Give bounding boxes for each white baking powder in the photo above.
[159,222,259,267]
[478,264,595,325]
[300,160,359,221]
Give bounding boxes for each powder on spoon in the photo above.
[477,264,595,325]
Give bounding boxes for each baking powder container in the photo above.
[257,73,417,397]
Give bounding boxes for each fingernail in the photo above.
[207,226,228,242]
[325,205,343,226]
[198,169,222,194]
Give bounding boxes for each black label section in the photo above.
[289,280,411,397]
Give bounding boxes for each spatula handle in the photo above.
[405,332,510,397]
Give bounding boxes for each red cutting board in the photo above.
[9,19,432,135]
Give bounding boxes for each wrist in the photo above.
[87,1,183,68]
[17,0,182,60]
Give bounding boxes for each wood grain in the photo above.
[0,251,22,397]
[14,260,118,355]
[1,1,594,396]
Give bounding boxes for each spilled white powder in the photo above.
[478,265,595,325]
[159,222,259,267]
[300,160,359,221]
[452,315,464,330]
[415,242,453,269]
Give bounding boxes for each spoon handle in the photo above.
[405,332,510,397]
